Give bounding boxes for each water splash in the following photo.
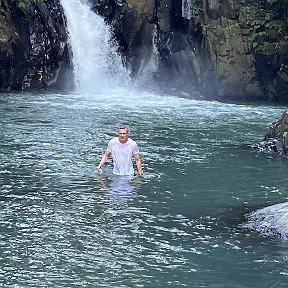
[60,0,130,92]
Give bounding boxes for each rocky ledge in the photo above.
[252,111,288,156]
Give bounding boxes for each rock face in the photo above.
[253,111,288,155]
[243,202,288,241]
[0,0,287,101]
[0,0,73,92]
[90,0,288,101]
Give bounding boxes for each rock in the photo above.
[0,0,288,100]
[0,0,73,92]
[205,17,262,99]
[252,111,288,156]
[243,202,288,241]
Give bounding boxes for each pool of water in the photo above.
[0,89,287,287]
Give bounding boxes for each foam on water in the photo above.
[0,91,288,287]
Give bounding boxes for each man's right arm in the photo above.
[96,150,111,173]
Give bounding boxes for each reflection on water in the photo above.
[95,174,145,206]
[109,175,135,195]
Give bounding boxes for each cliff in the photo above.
[91,0,288,101]
[0,0,72,92]
[0,0,287,102]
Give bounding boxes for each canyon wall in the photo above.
[0,0,287,102]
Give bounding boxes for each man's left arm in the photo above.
[134,153,143,176]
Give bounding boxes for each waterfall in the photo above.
[60,0,130,92]
[182,0,193,20]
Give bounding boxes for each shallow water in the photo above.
[0,89,288,287]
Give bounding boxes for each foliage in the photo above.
[192,0,203,17]
[263,0,288,18]
[1,0,9,9]
[245,1,288,48]
[16,0,42,12]
[1,0,42,11]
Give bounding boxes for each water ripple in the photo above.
[0,91,287,287]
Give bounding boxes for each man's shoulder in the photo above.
[109,137,119,144]
[108,137,119,148]
[127,138,137,145]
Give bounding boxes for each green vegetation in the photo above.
[192,0,203,17]
[17,0,42,12]
[1,0,9,9]
[1,0,42,11]
[265,0,288,18]
[245,1,288,48]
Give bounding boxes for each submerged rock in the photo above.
[243,202,288,241]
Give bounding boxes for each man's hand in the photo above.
[96,165,103,174]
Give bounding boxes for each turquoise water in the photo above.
[0,90,288,287]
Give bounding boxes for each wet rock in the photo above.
[0,0,73,92]
[96,0,288,101]
[243,202,288,241]
[205,17,262,99]
[252,111,288,156]
[0,0,288,100]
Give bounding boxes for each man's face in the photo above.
[118,128,128,142]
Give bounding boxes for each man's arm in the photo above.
[134,153,143,176]
[96,150,111,173]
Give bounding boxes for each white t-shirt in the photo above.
[107,137,140,175]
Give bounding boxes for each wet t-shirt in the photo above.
[107,137,140,175]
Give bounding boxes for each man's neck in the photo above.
[118,138,128,144]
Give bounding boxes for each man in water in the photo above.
[96,127,143,176]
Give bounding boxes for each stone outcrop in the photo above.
[0,0,72,92]
[91,0,215,97]
[253,111,288,155]
[242,202,288,241]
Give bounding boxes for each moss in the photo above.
[1,0,42,12]
[16,0,42,12]
[216,60,229,75]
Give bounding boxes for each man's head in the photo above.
[118,126,129,143]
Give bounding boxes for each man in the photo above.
[96,127,143,176]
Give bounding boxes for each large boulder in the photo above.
[243,202,288,241]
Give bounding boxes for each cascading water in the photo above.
[182,0,193,19]
[60,0,130,92]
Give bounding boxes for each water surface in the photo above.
[0,90,288,287]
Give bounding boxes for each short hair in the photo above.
[118,126,129,133]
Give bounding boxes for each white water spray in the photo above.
[60,0,130,92]
[182,0,193,20]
